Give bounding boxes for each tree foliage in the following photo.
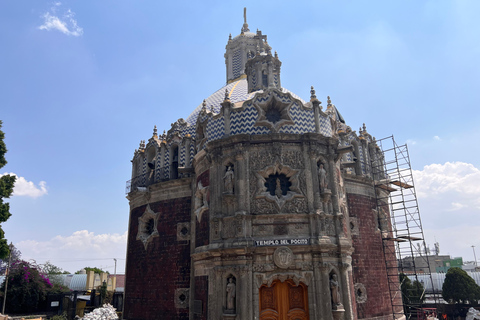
[400,273,426,306]
[0,244,21,274]
[76,267,109,275]
[442,267,480,304]
[0,260,70,313]
[0,120,16,259]
[41,260,70,275]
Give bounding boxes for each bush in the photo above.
[0,260,70,313]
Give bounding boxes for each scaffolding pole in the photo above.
[371,135,439,320]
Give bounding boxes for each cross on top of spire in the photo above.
[241,7,250,33]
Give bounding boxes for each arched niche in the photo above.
[170,144,179,179]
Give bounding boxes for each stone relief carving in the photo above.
[282,198,307,214]
[136,204,159,250]
[325,216,336,236]
[253,92,294,133]
[281,150,305,169]
[253,264,275,272]
[254,162,303,211]
[194,181,208,222]
[211,218,221,240]
[273,246,294,269]
[222,215,244,239]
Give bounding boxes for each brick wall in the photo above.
[194,276,208,320]
[347,193,394,319]
[195,170,210,248]
[124,197,191,320]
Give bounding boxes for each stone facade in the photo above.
[124,11,401,320]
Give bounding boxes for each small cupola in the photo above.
[244,43,282,93]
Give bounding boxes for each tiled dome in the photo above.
[185,79,305,125]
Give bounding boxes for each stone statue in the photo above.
[319,164,328,191]
[275,178,282,198]
[223,166,234,194]
[226,277,236,311]
[330,274,342,310]
[194,181,208,221]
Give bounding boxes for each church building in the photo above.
[124,10,402,320]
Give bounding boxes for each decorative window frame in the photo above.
[136,204,159,250]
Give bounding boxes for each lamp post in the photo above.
[2,243,13,315]
[472,245,478,267]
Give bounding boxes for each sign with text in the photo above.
[255,238,310,247]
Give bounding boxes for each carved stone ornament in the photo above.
[254,162,303,211]
[273,246,294,269]
[136,204,159,250]
[176,222,190,241]
[253,90,295,133]
[195,181,209,222]
[354,283,367,304]
[175,288,190,309]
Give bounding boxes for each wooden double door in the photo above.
[259,280,309,320]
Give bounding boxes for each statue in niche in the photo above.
[194,181,208,221]
[223,166,234,194]
[330,273,343,310]
[226,277,236,312]
[275,178,283,198]
[318,163,328,192]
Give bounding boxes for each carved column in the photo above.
[310,150,322,213]
[221,99,232,137]
[339,263,353,320]
[317,263,333,320]
[328,155,340,214]
[235,147,248,214]
[267,61,274,88]
[185,137,192,168]
[159,143,166,177]
[312,99,321,134]
[302,143,315,214]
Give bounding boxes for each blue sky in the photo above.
[1,1,479,273]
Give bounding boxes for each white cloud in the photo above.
[433,135,441,141]
[406,139,417,145]
[16,230,127,274]
[413,162,480,260]
[38,3,83,37]
[0,172,48,198]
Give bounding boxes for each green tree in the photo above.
[41,260,70,275]
[0,244,21,274]
[0,260,69,313]
[400,273,426,307]
[442,267,480,304]
[0,120,16,259]
[75,267,109,274]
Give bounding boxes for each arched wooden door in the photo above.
[259,280,309,320]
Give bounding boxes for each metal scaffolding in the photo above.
[371,135,439,320]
